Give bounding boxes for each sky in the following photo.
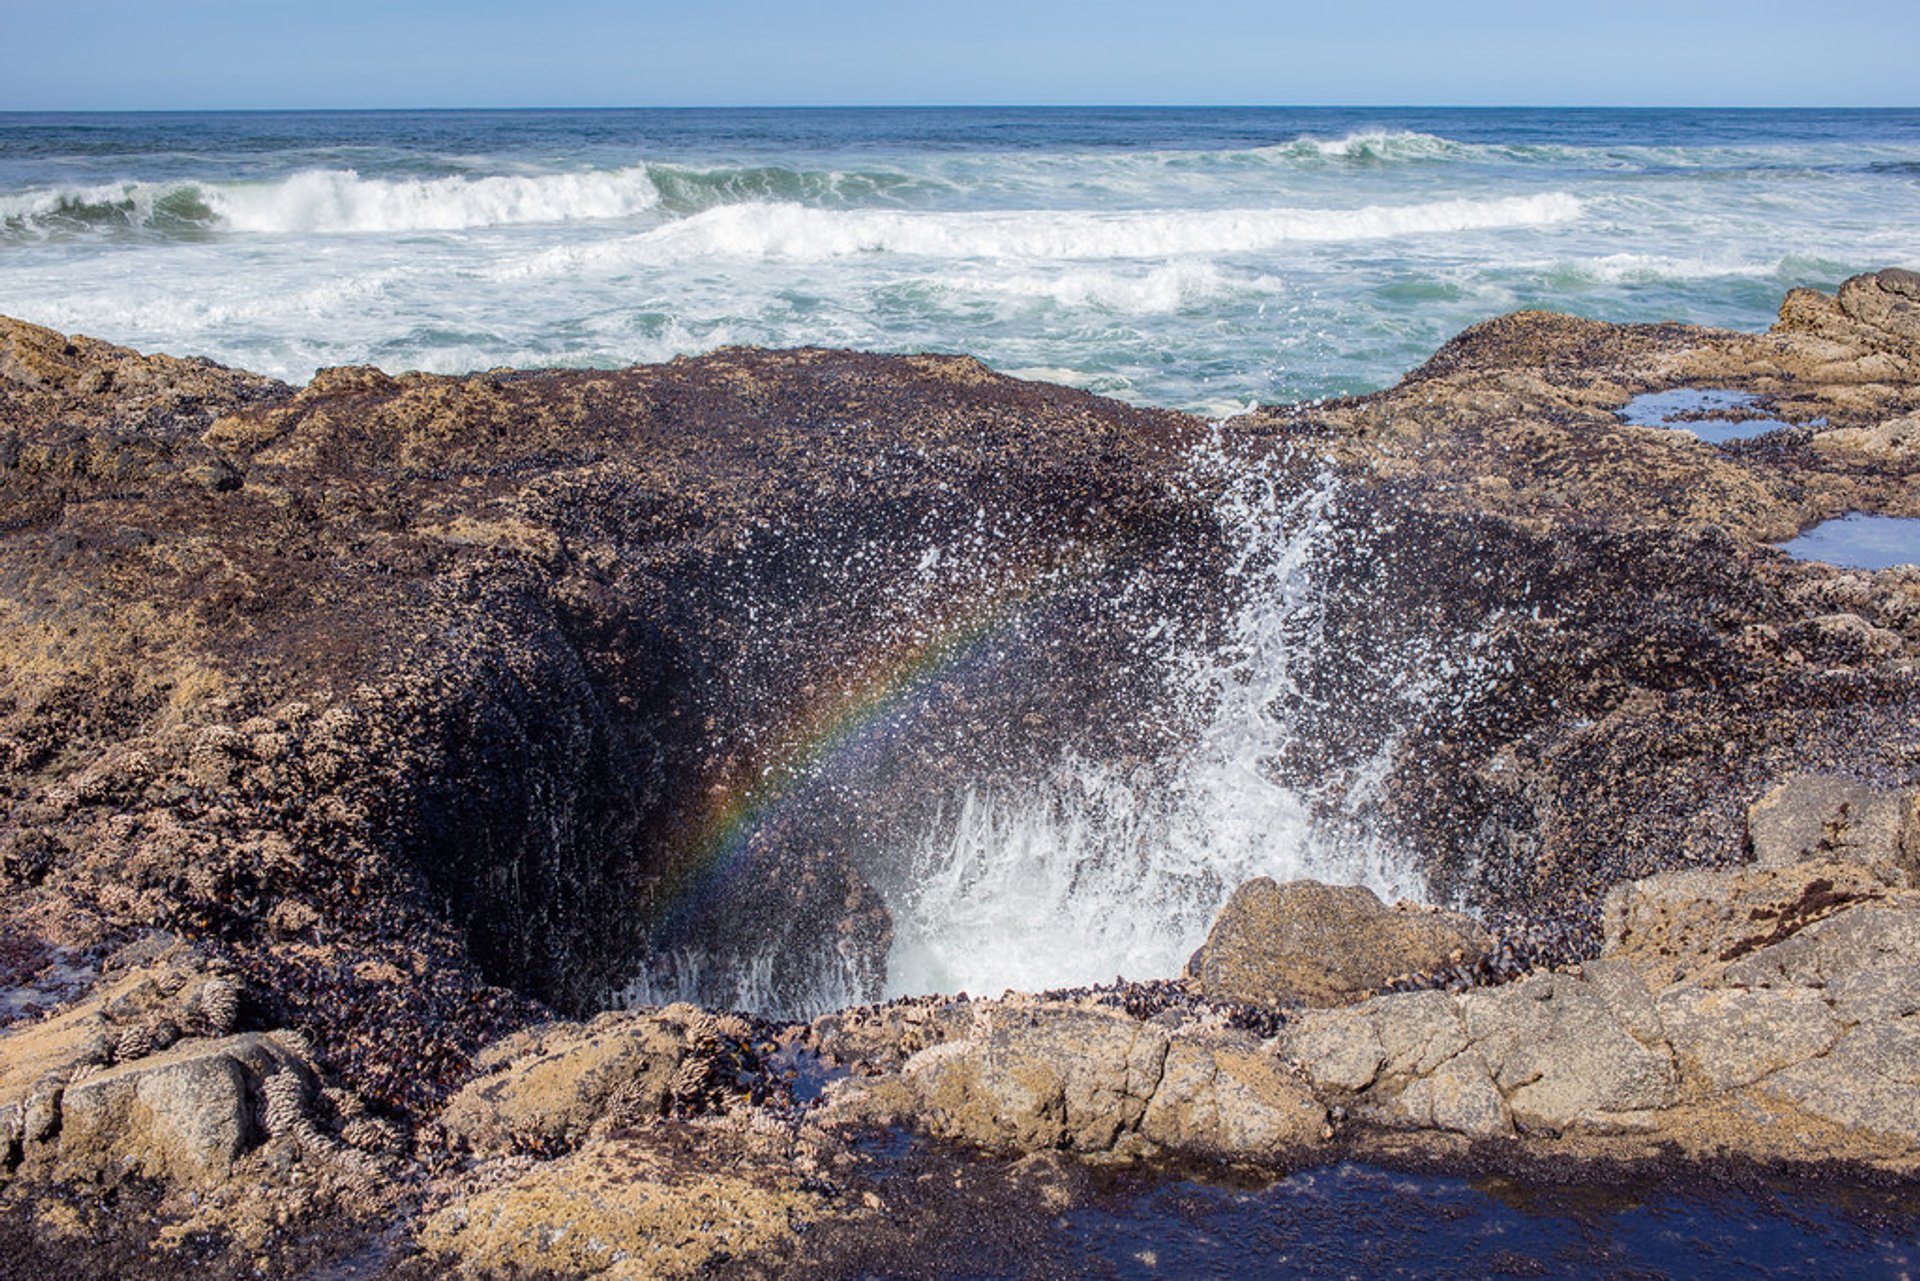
[3,0,1916,111]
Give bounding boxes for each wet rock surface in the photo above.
[825,854,1920,1170]
[1192,876,1491,1007]
[6,273,1920,1271]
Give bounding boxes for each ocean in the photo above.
[4,107,1919,415]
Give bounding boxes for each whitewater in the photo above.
[3,107,1918,414]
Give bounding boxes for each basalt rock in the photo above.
[8,275,1920,1269]
[1,321,1214,1114]
[1191,877,1491,1008]
[836,855,1920,1170]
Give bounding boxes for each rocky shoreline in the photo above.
[3,271,1920,1275]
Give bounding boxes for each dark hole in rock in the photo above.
[407,446,1773,1026]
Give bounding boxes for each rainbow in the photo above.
[648,549,1100,934]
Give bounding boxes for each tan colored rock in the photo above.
[0,938,242,1130]
[1372,989,1472,1078]
[1196,878,1490,1008]
[1812,410,1920,463]
[1600,858,1891,987]
[420,1136,848,1279]
[1395,1050,1511,1139]
[1713,896,1920,992]
[1284,1007,1385,1093]
[56,1032,315,1184]
[1747,773,1914,877]
[440,1010,693,1155]
[903,1007,1167,1154]
[1758,1022,1920,1146]
[1138,1040,1325,1156]
[1460,971,1676,1132]
[1657,986,1840,1092]
[1824,962,1920,1023]
[874,1002,1327,1162]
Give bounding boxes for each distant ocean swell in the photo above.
[0,168,1578,246]
[2,109,1915,408]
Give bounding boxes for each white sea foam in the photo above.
[200,167,662,233]
[943,262,1280,313]
[879,459,1433,1001]
[498,192,1581,277]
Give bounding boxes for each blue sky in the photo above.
[4,0,1916,110]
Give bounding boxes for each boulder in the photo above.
[1746,773,1916,882]
[1195,878,1490,1008]
[56,1031,316,1184]
[439,1010,695,1156]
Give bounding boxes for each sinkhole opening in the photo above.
[608,440,1499,1021]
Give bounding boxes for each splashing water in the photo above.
[620,436,1480,1017]
[878,444,1429,1001]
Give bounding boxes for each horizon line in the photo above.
[4,103,1918,115]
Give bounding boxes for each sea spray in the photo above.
[878,443,1433,1002]
[620,435,1477,1017]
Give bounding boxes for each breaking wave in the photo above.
[646,163,946,214]
[2,167,665,238]
[503,192,1582,275]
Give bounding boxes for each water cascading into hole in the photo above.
[877,440,1435,1000]
[620,434,1480,1017]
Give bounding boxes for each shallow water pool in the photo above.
[1617,387,1810,445]
[1054,1162,1918,1280]
[1779,513,1920,570]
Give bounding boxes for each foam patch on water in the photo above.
[499,192,1583,275]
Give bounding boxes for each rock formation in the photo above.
[5,271,1920,1272]
[1189,877,1490,1006]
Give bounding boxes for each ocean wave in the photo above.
[645,163,946,214]
[1272,130,1475,164]
[203,167,662,233]
[1499,252,1842,286]
[511,193,1583,271]
[0,181,221,239]
[1223,133,1920,176]
[1,167,665,238]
